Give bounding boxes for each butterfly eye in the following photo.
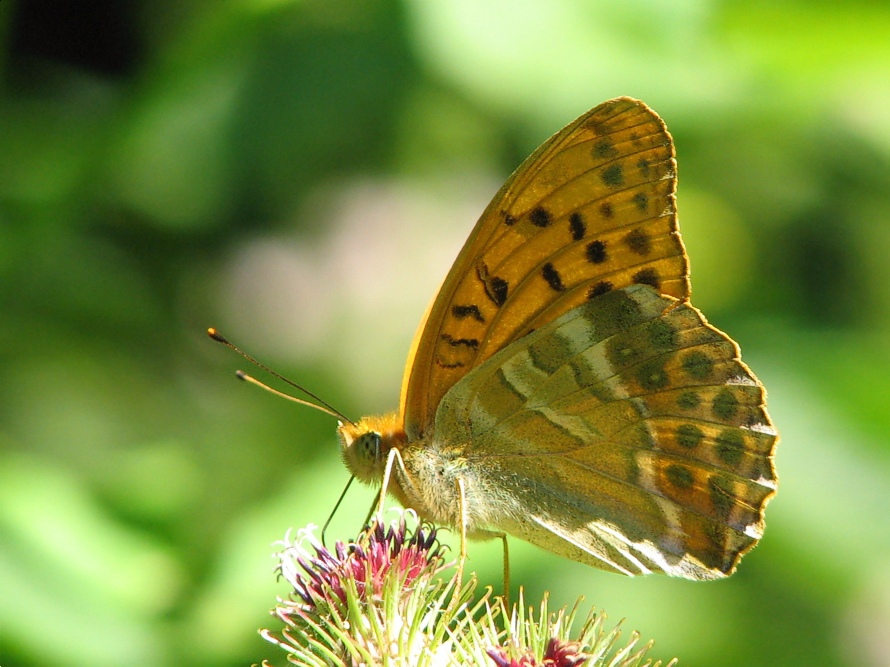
[357,431,382,463]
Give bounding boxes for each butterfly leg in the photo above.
[500,532,510,608]
[378,446,407,517]
[453,476,469,607]
[474,529,510,606]
[322,475,356,547]
[361,488,381,529]
[453,477,512,604]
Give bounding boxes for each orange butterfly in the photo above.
[342,98,776,579]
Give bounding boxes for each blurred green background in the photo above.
[3,0,890,665]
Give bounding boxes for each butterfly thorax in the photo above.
[338,413,509,534]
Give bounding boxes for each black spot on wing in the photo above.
[541,262,565,291]
[593,138,618,158]
[451,304,485,322]
[624,228,652,256]
[632,267,660,289]
[441,333,480,350]
[477,261,509,307]
[529,207,552,227]
[586,240,608,264]
[569,212,586,241]
[601,163,624,187]
[488,277,508,306]
[588,281,613,298]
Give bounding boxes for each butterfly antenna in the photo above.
[207,328,354,425]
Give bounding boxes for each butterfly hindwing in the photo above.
[402,98,688,439]
[433,285,777,578]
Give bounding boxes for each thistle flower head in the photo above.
[282,511,447,610]
[487,638,587,667]
[261,511,676,667]
[466,592,678,667]
[263,510,474,667]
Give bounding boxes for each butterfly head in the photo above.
[337,412,405,484]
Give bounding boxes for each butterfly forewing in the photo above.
[433,285,777,579]
[402,98,689,438]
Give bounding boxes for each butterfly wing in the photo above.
[434,285,777,578]
[401,98,687,439]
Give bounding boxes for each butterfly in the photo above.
[337,97,777,580]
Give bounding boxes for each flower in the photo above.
[262,510,476,667]
[468,593,678,667]
[541,638,587,667]
[281,511,447,611]
[487,638,587,667]
[260,511,677,667]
